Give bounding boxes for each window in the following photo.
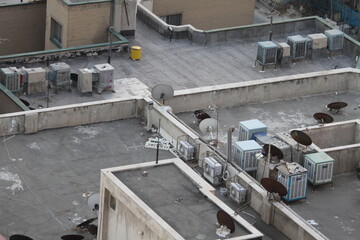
[109,194,116,210]
[160,14,182,26]
[51,18,62,47]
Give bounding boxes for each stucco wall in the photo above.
[0,90,25,115]
[67,2,111,47]
[0,2,46,55]
[152,0,255,30]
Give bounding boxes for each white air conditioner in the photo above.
[0,67,21,92]
[94,63,114,93]
[178,140,195,161]
[229,182,246,204]
[203,157,222,185]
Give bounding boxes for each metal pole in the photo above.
[107,27,114,64]
[156,118,161,164]
[269,15,273,41]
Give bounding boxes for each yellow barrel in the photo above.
[130,46,142,60]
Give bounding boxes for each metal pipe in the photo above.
[227,127,235,163]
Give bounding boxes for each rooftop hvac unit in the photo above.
[178,141,195,161]
[304,152,334,185]
[324,29,344,51]
[239,119,267,141]
[287,35,307,60]
[49,62,71,92]
[23,68,46,94]
[277,163,307,201]
[233,140,262,172]
[229,182,246,204]
[0,67,21,92]
[93,63,114,93]
[203,157,222,185]
[77,68,93,93]
[256,41,278,65]
[255,135,292,162]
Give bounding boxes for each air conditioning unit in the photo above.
[233,140,262,172]
[93,63,114,93]
[23,67,46,94]
[203,157,222,185]
[0,67,21,92]
[178,140,195,161]
[287,35,307,60]
[304,152,334,185]
[256,41,278,65]
[229,182,246,204]
[277,163,307,201]
[77,68,93,93]
[239,119,267,141]
[49,62,71,92]
[324,29,344,51]
[255,135,292,162]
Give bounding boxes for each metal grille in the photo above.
[2,74,20,92]
[257,45,277,64]
[289,174,307,200]
[242,150,261,171]
[329,35,344,51]
[305,160,315,182]
[256,45,264,63]
[56,70,71,85]
[238,128,249,141]
[288,40,307,59]
[316,162,333,184]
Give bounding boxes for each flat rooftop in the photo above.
[18,19,355,109]
[176,91,360,240]
[114,163,251,239]
[0,118,174,239]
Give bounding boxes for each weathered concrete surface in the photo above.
[0,118,175,240]
[289,173,360,240]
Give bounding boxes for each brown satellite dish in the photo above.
[76,217,98,229]
[9,235,33,240]
[327,102,347,112]
[194,109,211,122]
[217,210,235,233]
[261,178,287,197]
[313,113,334,123]
[263,144,284,160]
[290,130,312,146]
[60,235,84,240]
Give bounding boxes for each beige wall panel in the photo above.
[0,2,46,55]
[67,2,111,47]
[45,0,69,49]
[152,0,255,30]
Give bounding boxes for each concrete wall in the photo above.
[152,0,255,30]
[304,122,357,148]
[325,146,360,175]
[0,1,46,55]
[0,97,143,136]
[168,69,353,113]
[0,86,27,114]
[67,2,111,47]
[45,0,69,49]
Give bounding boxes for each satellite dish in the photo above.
[261,178,287,198]
[313,112,334,124]
[199,118,218,133]
[76,217,98,229]
[151,84,174,104]
[87,224,98,236]
[290,130,312,147]
[9,235,33,240]
[199,118,218,141]
[263,144,284,160]
[217,210,235,233]
[87,193,100,211]
[194,109,211,123]
[60,235,84,240]
[327,101,347,113]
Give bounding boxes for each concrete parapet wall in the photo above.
[169,68,357,113]
[0,97,143,136]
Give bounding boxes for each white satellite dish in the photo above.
[151,84,174,104]
[87,193,100,211]
[199,118,218,140]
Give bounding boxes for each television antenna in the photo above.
[151,84,174,105]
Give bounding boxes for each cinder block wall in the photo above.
[0,1,46,55]
[152,0,255,30]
